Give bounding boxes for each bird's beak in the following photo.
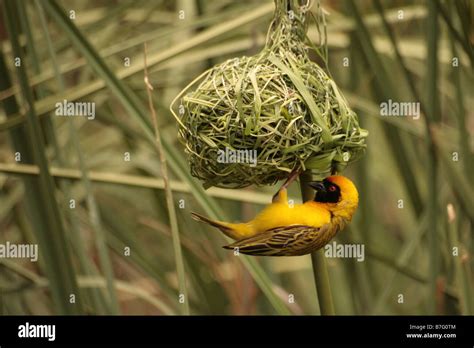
[309,181,326,192]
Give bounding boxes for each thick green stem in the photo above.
[299,171,335,315]
[426,0,439,315]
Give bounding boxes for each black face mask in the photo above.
[310,180,341,203]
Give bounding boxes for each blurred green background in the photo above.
[0,0,472,315]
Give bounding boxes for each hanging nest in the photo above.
[171,0,367,189]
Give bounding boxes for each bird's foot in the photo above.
[272,167,302,203]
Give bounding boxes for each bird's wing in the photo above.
[224,224,333,256]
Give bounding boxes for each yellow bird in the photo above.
[191,175,359,256]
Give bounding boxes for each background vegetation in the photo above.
[0,0,472,315]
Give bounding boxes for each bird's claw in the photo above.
[272,168,302,203]
[271,191,280,203]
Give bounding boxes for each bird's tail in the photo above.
[190,212,237,239]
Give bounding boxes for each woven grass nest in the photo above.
[171,0,367,189]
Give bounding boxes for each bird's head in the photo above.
[309,175,359,217]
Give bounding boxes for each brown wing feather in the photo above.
[223,224,335,256]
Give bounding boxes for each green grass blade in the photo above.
[2,0,83,314]
[36,0,119,314]
[33,0,111,314]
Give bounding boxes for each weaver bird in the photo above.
[191,175,359,256]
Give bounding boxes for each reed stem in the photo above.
[299,170,335,315]
[144,43,189,315]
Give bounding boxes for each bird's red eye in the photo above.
[328,185,336,192]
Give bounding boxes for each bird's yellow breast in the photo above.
[251,201,331,233]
